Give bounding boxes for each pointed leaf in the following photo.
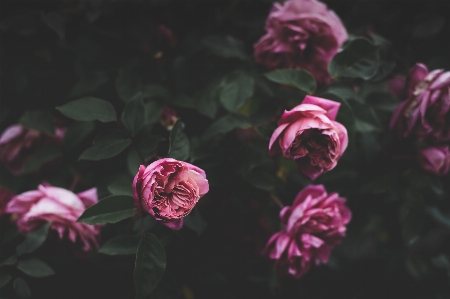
[17,258,54,278]
[56,97,116,122]
[167,120,190,161]
[219,73,254,112]
[77,195,136,224]
[98,235,140,255]
[13,277,30,299]
[203,114,251,141]
[19,110,55,135]
[264,69,316,94]
[122,94,146,135]
[0,273,11,289]
[79,130,131,161]
[16,222,51,255]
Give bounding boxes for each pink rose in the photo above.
[0,123,66,175]
[0,186,15,215]
[5,184,100,253]
[390,63,450,142]
[133,158,209,230]
[269,95,348,180]
[160,106,178,130]
[417,146,450,176]
[263,185,351,278]
[254,0,348,85]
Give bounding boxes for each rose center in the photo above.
[290,129,338,167]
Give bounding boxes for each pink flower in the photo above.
[0,186,15,215]
[254,0,348,85]
[5,184,100,253]
[390,63,450,142]
[160,106,178,130]
[269,95,348,180]
[0,123,66,175]
[417,146,450,176]
[133,158,209,230]
[263,185,351,278]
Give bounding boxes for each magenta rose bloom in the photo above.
[5,184,100,253]
[263,185,351,278]
[254,0,348,85]
[390,63,450,142]
[269,95,348,180]
[0,123,66,175]
[133,158,209,230]
[0,186,15,215]
[417,146,450,176]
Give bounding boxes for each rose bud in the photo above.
[0,122,66,175]
[133,158,209,230]
[417,146,450,176]
[254,0,348,86]
[5,184,101,254]
[263,185,351,278]
[269,95,348,180]
[160,106,178,130]
[390,63,450,142]
[0,186,15,215]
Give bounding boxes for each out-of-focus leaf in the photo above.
[134,233,166,299]
[402,190,426,245]
[411,15,445,39]
[22,146,62,174]
[16,222,51,255]
[144,101,164,125]
[108,177,133,196]
[0,273,11,289]
[167,120,190,161]
[116,66,142,102]
[350,101,380,132]
[167,94,195,109]
[427,206,450,230]
[56,97,116,122]
[127,148,142,176]
[195,88,220,119]
[64,121,95,151]
[17,258,54,278]
[136,133,163,158]
[264,69,316,94]
[68,65,108,98]
[13,277,30,299]
[202,35,247,60]
[98,235,140,255]
[19,110,55,135]
[203,114,252,141]
[329,38,380,80]
[184,209,207,236]
[220,72,255,112]
[77,195,136,224]
[366,92,399,111]
[0,256,18,267]
[79,129,131,161]
[143,84,169,100]
[122,94,146,135]
[359,132,380,164]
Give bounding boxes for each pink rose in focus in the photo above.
[254,0,348,85]
[0,123,66,175]
[5,184,100,253]
[390,63,450,142]
[263,185,351,278]
[0,186,15,215]
[133,158,209,230]
[417,146,450,176]
[160,106,178,130]
[269,95,348,180]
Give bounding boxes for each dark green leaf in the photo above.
[17,258,54,278]
[63,121,95,151]
[264,69,316,94]
[0,273,11,289]
[127,148,142,176]
[68,65,108,98]
[354,118,379,133]
[77,195,136,224]
[349,101,380,133]
[136,134,163,158]
[184,210,207,236]
[402,190,426,245]
[427,206,450,230]
[108,177,133,196]
[219,72,254,112]
[143,84,169,100]
[167,94,195,109]
[366,92,399,111]
[202,35,247,60]
[116,67,142,102]
[328,38,380,80]
[98,235,140,255]
[16,222,51,255]
[134,233,166,299]
[122,95,146,135]
[79,130,131,161]
[144,101,164,126]
[56,97,116,122]
[19,110,55,135]
[13,277,30,299]
[0,256,18,267]
[195,89,220,119]
[167,120,190,161]
[203,114,251,141]
[22,146,62,174]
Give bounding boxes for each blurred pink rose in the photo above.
[254,0,347,85]
[0,186,15,215]
[263,184,351,278]
[6,184,100,253]
[0,123,66,175]
[133,158,209,230]
[160,106,178,130]
[269,95,348,180]
[390,63,450,142]
[417,146,450,176]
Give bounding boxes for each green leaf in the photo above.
[0,256,18,267]
[13,277,31,299]
[116,67,142,102]
[79,129,131,161]
[56,97,116,122]
[17,258,54,278]
[134,233,166,299]
[202,114,252,141]
[184,210,207,236]
[427,206,450,230]
[16,222,51,255]
[264,69,316,94]
[167,120,190,161]
[365,92,399,112]
[143,84,169,100]
[68,65,108,99]
[328,38,380,80]
[202,35,247,60]
[0,273,11,289]
[122,94,146,135]
[22,146,62,174]
[19,110,55,135]
[77,195,136,224]
[127,148,142,176]
[108,178,133,196]
[349,101,380,133]
[402,190,426,245]
[195,89,220,119]
[219,72,254,112]
[98,235,140,255]
[63,121,95,151]
[136,134,163,158]
[144,101,164,126]
[354,118,379,133]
